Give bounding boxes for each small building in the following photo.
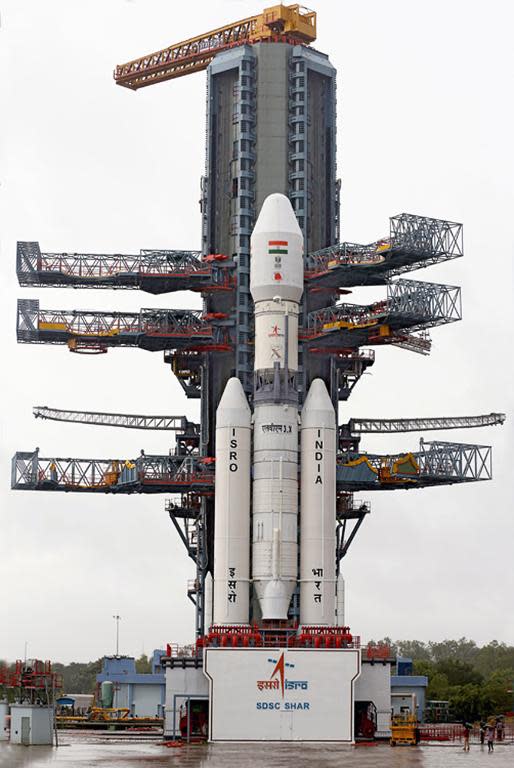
[391,656,428,722]
[10,704,53,745]
[164,659,208,739]
[355,646,395,739]
[96,651,165,718]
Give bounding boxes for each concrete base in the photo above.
[10,704,54,745]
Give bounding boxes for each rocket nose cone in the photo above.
[216,377,251,428]
[252,193,302,237]
[302,378,336,429]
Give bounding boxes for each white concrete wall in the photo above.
[164,666,209,738]
[354,663,392,737]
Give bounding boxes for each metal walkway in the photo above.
[16,242,234,294]
[16,299,232,353]
[11,440,492,495]
[304,279,461,349]
[17,214,462,293]
[305,213,463,287]
[16,277,460,355]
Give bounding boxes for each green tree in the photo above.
[475,642,514,678]
[429,638,479,664]
[397,640,431,661]
[436,659,483,687]
[54,660,102,694]
[449,684,482,722]
[482,670,514,715]
[135,654,151,673]
[427,672,450,701]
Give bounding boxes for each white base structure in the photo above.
[10,704,54,745]
[204,648,360,742]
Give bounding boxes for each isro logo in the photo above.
[256,653,310,710]
[268,240,287,282]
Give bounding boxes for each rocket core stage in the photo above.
[213,193,338,626]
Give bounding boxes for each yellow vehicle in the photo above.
[390,714,419,746]
[89,707,130,721]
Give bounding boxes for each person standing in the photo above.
[463,722,471,751]
[496,719,504,742]
[479,722,486,746]
[486,724,495,752]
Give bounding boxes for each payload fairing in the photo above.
[213,194,338,626]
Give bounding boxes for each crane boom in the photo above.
[348,413,505,434]
[33,406,199,433]
[114,4,316,90]
[33,407,504,435]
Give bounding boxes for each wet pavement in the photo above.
[1,735,512,768]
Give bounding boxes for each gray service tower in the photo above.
[201,41,338,627]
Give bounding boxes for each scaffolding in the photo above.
[305,213,463,287]
[337,440,493,490]
[16,241,234,294]
[11,450,215,494]
[16,299,231,353]
[304,279,461,349]
[17,212,462,294]
[12,440,493,495]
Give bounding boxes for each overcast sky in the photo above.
[1,0,513,664]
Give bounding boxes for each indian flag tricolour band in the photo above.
[268,240,288,255]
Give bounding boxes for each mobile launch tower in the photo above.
[12,4,504,741]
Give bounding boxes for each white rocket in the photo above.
[212,193,337,627]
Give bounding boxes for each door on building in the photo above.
[355,701,377,739]
[21,717,30,746]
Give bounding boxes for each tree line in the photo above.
[374,637,514,721]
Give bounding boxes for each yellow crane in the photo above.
[114,4,316,90]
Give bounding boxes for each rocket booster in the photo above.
[300,379,337,625]
[212,193,337,626]
[213,377,251,625]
